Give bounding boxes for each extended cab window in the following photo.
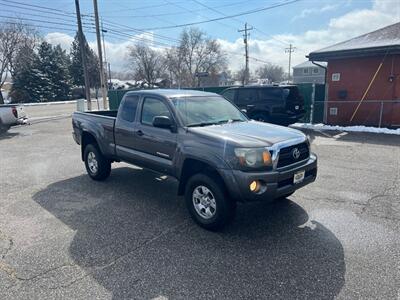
[222,89,235,102]
[141,97,171,126]
[119,95,139,122]
[236,89,257,104]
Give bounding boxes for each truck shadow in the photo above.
[0,131,19,140]
[33,166,345,299]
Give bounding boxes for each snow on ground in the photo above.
[291,123,400,135]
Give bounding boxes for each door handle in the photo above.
[246,105,255,108]
[136,130,144,136]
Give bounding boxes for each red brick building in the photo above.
[308,22,400,127]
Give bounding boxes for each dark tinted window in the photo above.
[284,87,300,100]
[258,88,283,101]
[222,89,235,102]
[236,89,257,104]
[120,95,139,122]
[141,97,171,126]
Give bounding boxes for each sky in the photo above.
[2,0,400,75]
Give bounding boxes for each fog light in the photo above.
[249,180,260,193]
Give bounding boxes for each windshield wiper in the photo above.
[186,119,244,127]
[186,122,218,127]
[216,119,244,124]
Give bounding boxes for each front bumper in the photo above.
[221,154,317,202]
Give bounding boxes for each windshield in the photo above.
[171,96,248,127]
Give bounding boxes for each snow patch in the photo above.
[291,123,400,135]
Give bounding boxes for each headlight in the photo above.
[234,148,272,168]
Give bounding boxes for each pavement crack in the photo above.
[48,220,187,290]
[0,230,13,260]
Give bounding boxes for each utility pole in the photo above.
[93,0,108,109]
[74,0,91,110]
[285,43,296,83]
[101,20,108,91]
[238,22,253,85]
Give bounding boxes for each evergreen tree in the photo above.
[52,45,72,100]
[10,46,47,103]
[37,41,71,101]
[69,33,100,89]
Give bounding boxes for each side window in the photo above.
[222,89,235,102]
[237,89,257,104]
[141,97,171,126]
[258,88,283,101]
[120,95,139,122]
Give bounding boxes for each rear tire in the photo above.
[84,144,111,181]
[185,173,236,231]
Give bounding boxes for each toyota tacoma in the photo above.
[72,89,317,230]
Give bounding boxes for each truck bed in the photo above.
[72,111,117,157]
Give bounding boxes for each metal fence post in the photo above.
[379,101,384,128]
[323,83,329,124]
[310,83,315,124]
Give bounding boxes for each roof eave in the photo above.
[307,45,400,62]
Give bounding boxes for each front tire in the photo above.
[84,144,111,181]
[185,173,236,231]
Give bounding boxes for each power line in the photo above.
[1,9,93,26]
[0,21,84,33]
[164,0,238,31]
[0,1,79,19]
[139,0,301,30]
[1,0,76,15]
[99,0,257,17]
[0,15,94,30]
[191,0,289,46]
[100,19,180,44]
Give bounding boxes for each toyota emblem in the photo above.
[292,148,301,159]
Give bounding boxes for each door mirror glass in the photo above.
[153,116,172,129]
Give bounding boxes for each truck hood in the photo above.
[188,120,306,147]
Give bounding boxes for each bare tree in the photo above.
[166,28,226,87]
[128,44,166,86]
[256,63,285,83]
[0,20,38,104]
[233,67,247,85]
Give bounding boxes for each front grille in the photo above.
[277,142,309,168]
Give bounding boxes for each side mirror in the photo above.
[153,116,173,129]
[241,109,247,115]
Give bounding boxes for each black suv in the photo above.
[221,85,305,125]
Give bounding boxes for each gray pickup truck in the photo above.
[72,89,317,230]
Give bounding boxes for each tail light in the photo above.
[12,107,18,118]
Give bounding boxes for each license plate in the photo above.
[293,170,305,184]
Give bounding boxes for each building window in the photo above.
[332,73,340,81]
[303,68,309,74]
[313,68,319,74]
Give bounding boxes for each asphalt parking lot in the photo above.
[1,104,399,299]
